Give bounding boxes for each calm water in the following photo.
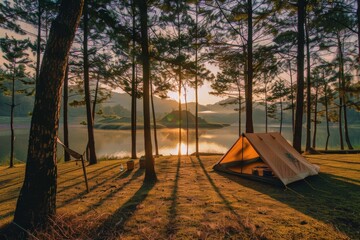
[0,117,359,164]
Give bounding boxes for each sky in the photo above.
[0,26,225,106]
[167,81,224,105]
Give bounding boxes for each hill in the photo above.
[159,110,229,128]
[2,90,360,126]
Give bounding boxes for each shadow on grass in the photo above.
[194,156,253,237]
[79,168,144,216]
[57,162,123,195]
[0,222,28,240]
[216,170,360,239]
[165,156,180,236]
[58,165,138,209]
[93,181,156,240]
[308,156,360,165]
[315,163,360,173]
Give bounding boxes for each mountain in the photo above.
[159,110,228,128]
[1,90,359,126]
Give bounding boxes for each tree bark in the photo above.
[312,84,318,149]
[324,83,330,151]
[138,0,157,183]
[357,0,360,63]
[246,0,254,133]
[289,60,295,135]
[184,85,189,156]
[63,63,70,162]
[195,2,199,157]
[338,90,344,150]
[36,0,42,84]
[237,77,242,137]
[83,0,97,164]
[293,0,306,153]
[305,17,311,152]
[343,102,353,149]
[131,0,137,159]
[337,34,345,150]
[10,66,15,168]
[150,80,159,156]
[177,1,182,156]
[92,73,100,121]
[337,35,354,150]
[13,0,83,229]
[264,80,268,133]
[280,96,283,134]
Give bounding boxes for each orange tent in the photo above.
[213,132,320,185]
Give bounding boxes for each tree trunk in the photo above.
[184,85,189,156]
[312,84,318,149]
[237,77,242,137]
[131,0,137,159]
[13,0,83,229]
[357,0,360,63]
[337,34,344,150]
[338,92,344,150]
[337,35,354,150]
[150,80,159,156]
[305,17,311,152]
[10,69,15,168]
[264,80,268,133]
[289,60,295,135]
[195,2,199,157]
[83,0,97,164]
[36,0,42,84]
[63,63,70,162]
[324,83,330,151]
[246,0,254,133]
[293,0,306,153]
[92,73,100,121]
[280,97,283,134]
[138,0,157,183]
[343,103,353,149]
[177,2,182,156]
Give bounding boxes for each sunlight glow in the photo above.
[159,142,228,156]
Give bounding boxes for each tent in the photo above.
[213,132,320,185]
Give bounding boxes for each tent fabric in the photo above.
[213,132,319,185]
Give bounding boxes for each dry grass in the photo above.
[0,154,359,239]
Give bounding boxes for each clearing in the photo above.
[0,154,359,239]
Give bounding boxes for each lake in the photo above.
[0,117,359,164]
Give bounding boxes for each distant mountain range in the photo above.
[1,91,359,125]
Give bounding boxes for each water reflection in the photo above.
[0,124,359,163]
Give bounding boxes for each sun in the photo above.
[167,88,196,103]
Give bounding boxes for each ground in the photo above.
[0,154,359,239]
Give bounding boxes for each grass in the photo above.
[0,154,359,239]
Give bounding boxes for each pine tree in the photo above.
[138,0,157,183]
[0,36,32,167]
[13,0,84,229]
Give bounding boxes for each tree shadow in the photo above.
[0,222,28,240]
[194,156,254,237]
[165,156,180,236]
[215,170,360,239]
[93,180,155,240]
[309,156,360,165]
[57,162,123,196]
[58,166,141,209]
[79,168,144,216]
